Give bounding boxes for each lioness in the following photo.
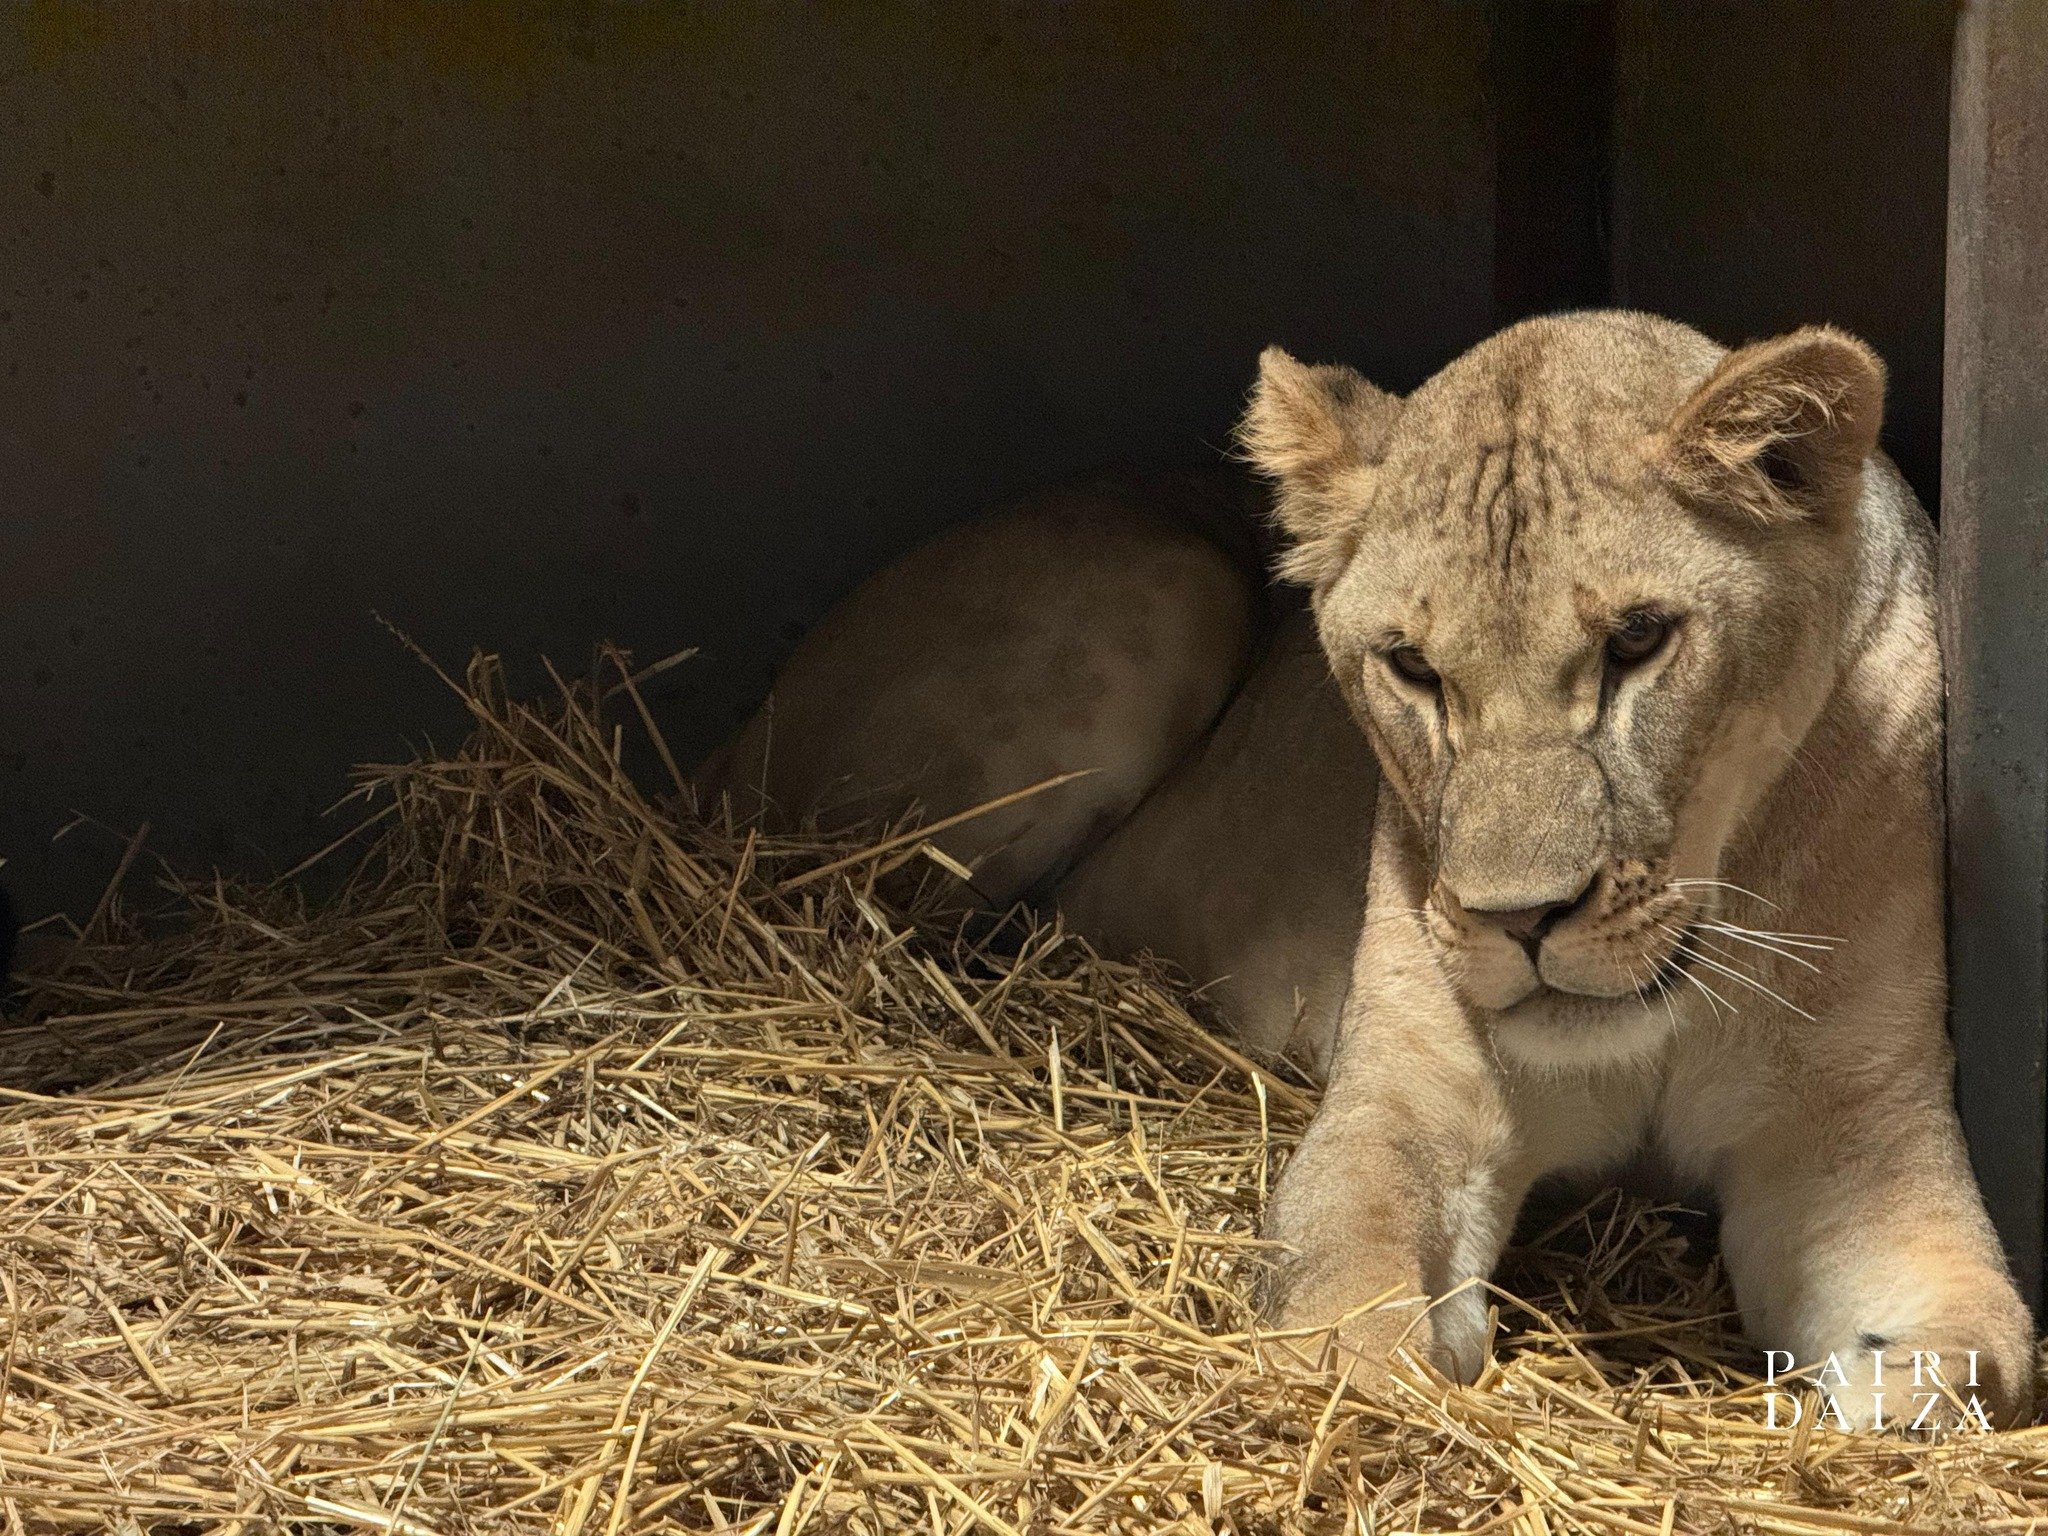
[702,311,2034,1427]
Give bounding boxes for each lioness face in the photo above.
[1242,313,1885,1044]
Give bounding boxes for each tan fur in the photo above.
[702,311,2032,1430]
[1054,612,1376,1072]
[1250,311,2031,1428]
[700,474,1264,910]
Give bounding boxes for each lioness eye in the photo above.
[1386,645,1439,687]
[1607,610,1672,666]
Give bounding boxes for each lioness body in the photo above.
[701,311,2033,1426]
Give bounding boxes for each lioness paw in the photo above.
[1266,1271,1469,1393]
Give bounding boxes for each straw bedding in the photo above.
[4,647,2047,1535]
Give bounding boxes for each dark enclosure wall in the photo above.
[0,5,1497,919]
[1610,0,1954,505]
[0,3,1957,922]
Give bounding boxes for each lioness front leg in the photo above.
[1716,1102,2034,1429]
[1263,1001,1525,1386]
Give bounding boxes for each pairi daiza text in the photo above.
[1763,1348,1993,1430]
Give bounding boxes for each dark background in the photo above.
[0,2,1952,920]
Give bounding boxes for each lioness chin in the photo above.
[702,310,2034,1431]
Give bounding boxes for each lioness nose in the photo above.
[1463,877,1595,945]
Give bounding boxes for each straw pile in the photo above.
[4,646,2047,1536]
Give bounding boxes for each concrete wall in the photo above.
[0,4,1498,918]
[0,3,1962,922]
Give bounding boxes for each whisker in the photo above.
[1658,923,1815,1021]
[1681,945,1809,1018]
[1698,921,1828,970]
[1646,931,1739,1017]
[1708,923,1840,947]
[1684,926,1793,973]
[1627,955,1686,1034]
[1677,966,1737,1018]
[1667,878,1781,911]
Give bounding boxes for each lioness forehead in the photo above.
[1412,310,1723,430]
[1373,314,1728,569]
[1330,315,1749,653]
[1396,314,1717,468]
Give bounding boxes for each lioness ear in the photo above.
[1238,345,1402,586]
[1660,325,1885,525]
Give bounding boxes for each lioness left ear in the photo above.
[1660,325,1886,525]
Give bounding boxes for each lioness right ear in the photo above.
[1660,325,1886,526]
[1237,346,1402,586]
